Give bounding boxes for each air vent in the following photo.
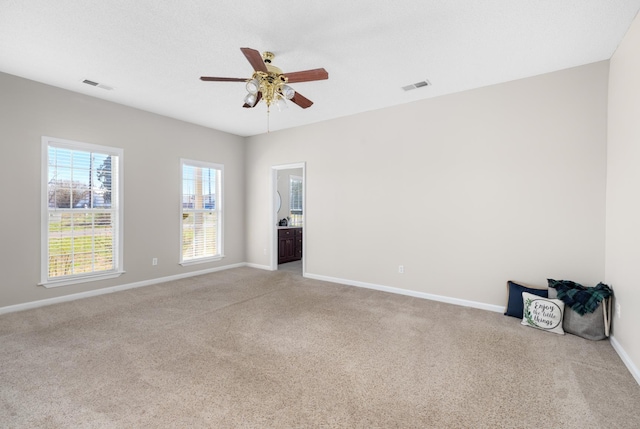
[402,80,431,91]
[82,79,114,90]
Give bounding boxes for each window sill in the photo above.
[180,255,225,267]
[39,271,125,288]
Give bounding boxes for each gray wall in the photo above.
[606,12,640,381]
[0,72,245,307]
[245,61,609,308]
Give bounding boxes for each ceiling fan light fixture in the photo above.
[246,78,260,94]
[244,93,257,107]
[281,85,295,100]
[275,97,288,111]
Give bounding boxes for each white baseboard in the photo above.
[610,335,640,386]
[0,262,247,315]
[245,263,273,271]
[304,272,505,313]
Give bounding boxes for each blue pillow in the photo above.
[504,280,548,318]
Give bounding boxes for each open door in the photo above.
[271,163,305,275]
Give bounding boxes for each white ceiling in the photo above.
[2,1,639,137]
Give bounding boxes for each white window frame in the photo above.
[180,159,224,265]
[40,136,124,287]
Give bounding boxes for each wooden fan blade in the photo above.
[241,47,268,73]
[243,92,262,108]
[200,77,247,82]
[284,68,328,83]
[290,92,313,109]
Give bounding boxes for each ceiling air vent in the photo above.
[402,80,431,91]
[82,79,114,90]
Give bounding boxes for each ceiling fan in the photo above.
[200,47,328,111]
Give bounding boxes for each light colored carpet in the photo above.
[1,267,639,428]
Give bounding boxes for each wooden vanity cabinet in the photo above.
[278,228,302,264]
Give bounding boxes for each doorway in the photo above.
[271,163,305,275]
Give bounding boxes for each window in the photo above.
[41,137,123,287]
[181,159,223,264]
[289,175,303,226]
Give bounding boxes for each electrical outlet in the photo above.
[152,258,158,266]
[616,303,621,319]
[398,265,404,274]
[263,248,267,255]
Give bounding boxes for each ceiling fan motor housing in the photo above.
[262,51,275,63]
[253,56,290,106]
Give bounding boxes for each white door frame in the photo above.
[270,162,306,273]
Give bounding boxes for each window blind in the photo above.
[181,161,222,262]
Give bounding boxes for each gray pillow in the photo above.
[548,288,609,340]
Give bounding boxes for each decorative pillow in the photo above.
[504,281,548,318]
[521,292,565,335]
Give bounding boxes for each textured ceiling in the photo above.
[1,0,639,137]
